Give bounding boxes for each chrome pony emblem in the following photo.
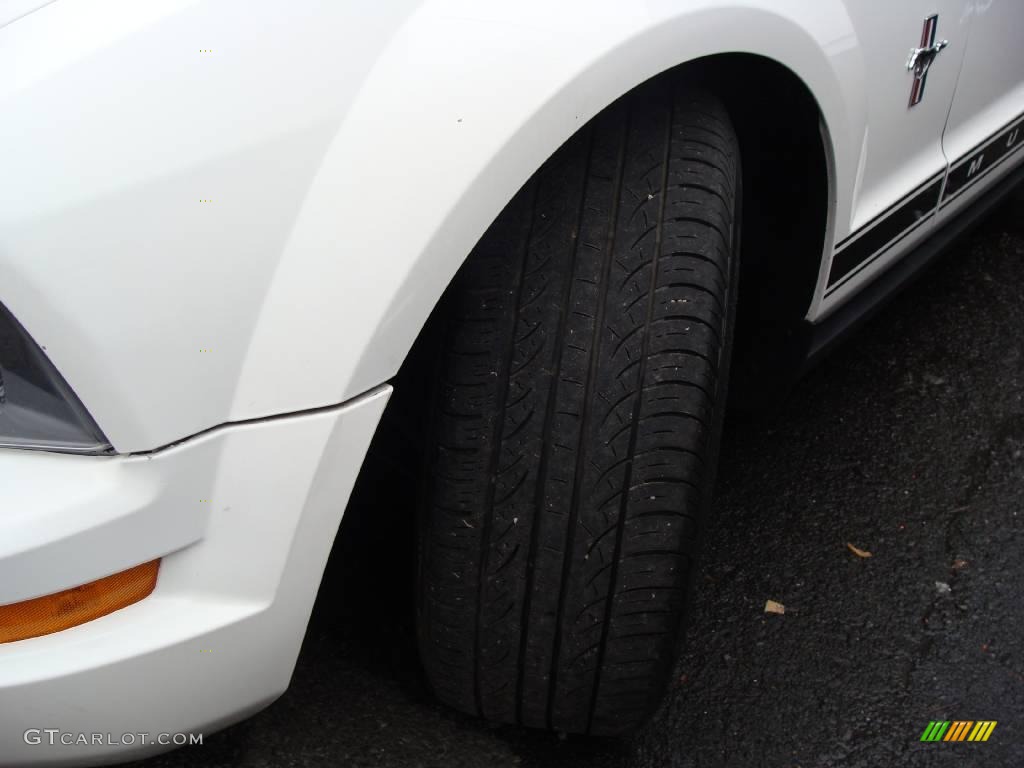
[907,14,949,107]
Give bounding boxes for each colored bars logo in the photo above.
[920,721,997,742]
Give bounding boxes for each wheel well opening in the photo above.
[400,53,830,412]
[356,52,831,509]
[329,51,831,664]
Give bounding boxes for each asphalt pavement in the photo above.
[130,187,1024,768]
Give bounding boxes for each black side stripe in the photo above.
[827,176,942,289]
[832,172,943,250]
[827,110,1024,293]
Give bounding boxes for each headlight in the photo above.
[0,303,111,454]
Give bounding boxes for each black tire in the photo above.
[417,78,741,736]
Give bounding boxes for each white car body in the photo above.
[0,0,1020,764]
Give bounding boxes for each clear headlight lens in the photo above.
[0,303,111,454]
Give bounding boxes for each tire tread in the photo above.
[418,79,740,735]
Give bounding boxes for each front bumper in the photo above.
[0,385,389,767]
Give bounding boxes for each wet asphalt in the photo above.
[130,187,1024,768]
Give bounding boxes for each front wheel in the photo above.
[417,79,741,735]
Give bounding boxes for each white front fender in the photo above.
[0,0,861,452]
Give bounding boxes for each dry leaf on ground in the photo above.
[847,542,872,558]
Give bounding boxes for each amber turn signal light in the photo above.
[0,560,159,644]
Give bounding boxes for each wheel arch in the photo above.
[236,1,859,416]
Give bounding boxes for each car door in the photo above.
[822,2,969,305]
[936,0,1024,222]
